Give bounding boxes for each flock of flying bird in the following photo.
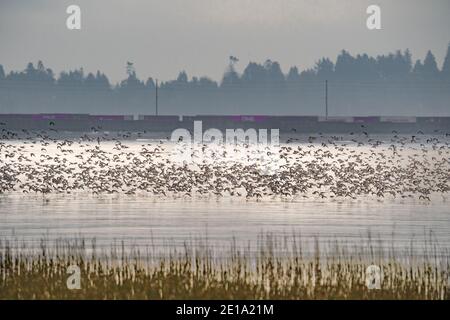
[0,125,449,201]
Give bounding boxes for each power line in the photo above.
[325,80,328,119]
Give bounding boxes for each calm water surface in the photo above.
[0,194,449,256]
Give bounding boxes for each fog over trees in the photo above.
[1,45,449,116]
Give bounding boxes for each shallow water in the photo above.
[0,194,449,257]
[1,133,449,258]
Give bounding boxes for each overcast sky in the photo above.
[1,0,449,83]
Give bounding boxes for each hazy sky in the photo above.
[1,0,449,83]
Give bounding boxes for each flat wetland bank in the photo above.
[1,238,449,300]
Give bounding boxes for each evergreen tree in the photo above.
[286,67,301,82]
[264,60,285,84]
[96,71,111,88]
[393,50,412,77]
[299,68,316,81]
[25,62,36,80]
[241,62,264,84]
[58,69,84,86]
[221,70,240,86]
[442,43,450,77]
[84,72,97,86]
[315,58,334,79]
[413,60,424,75]
[35,61,54,83]
[334,50,354,78]
[403,49,413,74]
[176,71,188,83]
[120,62,145,90]
[198,77,218,89]
[145,77,156,90]
[422,50,439,76]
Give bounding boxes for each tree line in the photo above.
[0,44,449,116]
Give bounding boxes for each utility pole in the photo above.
[155,79,159,116]
[325,80,328,119]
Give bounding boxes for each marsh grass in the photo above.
[0,237,449,300]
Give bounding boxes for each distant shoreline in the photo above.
[1,114,449,134]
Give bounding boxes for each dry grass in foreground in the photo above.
[0,238,449,300]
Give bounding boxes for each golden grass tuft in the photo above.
[0,237,449,300]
